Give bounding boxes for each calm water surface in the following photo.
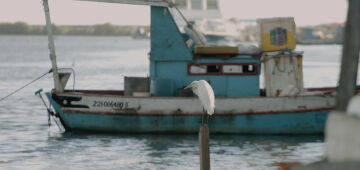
[0,35,346,169]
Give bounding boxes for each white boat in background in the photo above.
[173,0,237,43]
[132,27,150,39]
[173,0,221,20]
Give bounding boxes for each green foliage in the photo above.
[0,22,149,36]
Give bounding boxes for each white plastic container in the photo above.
[262,51,303,96]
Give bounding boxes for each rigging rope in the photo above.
[167,0,207,45]
[0,69,52,102]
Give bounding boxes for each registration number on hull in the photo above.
[92,101,129,109]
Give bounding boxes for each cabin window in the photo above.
[191,0,202,10]
[207,0,218,10]
[189,65,207,74]
[223,65,243,73]
[207,65,220,73]
[174,0,187,9]
[243,64,256,73]
[188,63,258,75]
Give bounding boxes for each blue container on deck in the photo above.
[150,78,175,96]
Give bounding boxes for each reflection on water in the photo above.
[0,35,341,169]
[42,133,323,170]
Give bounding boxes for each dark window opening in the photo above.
[207,65,220,73]
[191,0,202,10]
[243,65,255,73]
[175,0,187,9]
[207,0,218,9]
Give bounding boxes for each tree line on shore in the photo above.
[0,22,149,36]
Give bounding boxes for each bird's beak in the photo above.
[184,85,191,89]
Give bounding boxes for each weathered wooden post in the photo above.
[199,124,210,170]
[184,81,214,170]
[336,0,360,111]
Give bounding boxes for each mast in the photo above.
[42,0,63,92]
[76,0,169,7]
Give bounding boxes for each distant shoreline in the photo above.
[0,22,149,36]
[0,34,135,37]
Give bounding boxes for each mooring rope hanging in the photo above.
[0,69,53,102]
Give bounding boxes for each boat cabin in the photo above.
[129,6,262,97]
[54,0,299,98]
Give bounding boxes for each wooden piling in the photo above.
[336,0,360,111]
[199,125,210,170]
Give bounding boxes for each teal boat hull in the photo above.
[46,92,331,134]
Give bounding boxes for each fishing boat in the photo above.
[41,0,336,134]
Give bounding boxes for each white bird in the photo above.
[184,80,215,115]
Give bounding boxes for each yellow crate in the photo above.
[257,17,296,52]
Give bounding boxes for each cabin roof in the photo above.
[76,0,169,7]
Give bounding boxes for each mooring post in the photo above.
[336,0,360,111]
[199,124,210,170]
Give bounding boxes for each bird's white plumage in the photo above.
[185,80,215,115]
